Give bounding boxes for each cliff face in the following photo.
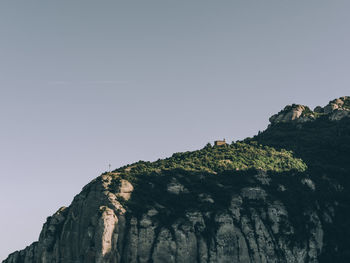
[4,97,350,263]
[3,172,326,263]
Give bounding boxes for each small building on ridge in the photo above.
[214,139,227,146]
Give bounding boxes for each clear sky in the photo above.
[1,0,349,260]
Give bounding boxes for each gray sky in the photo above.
[1,0,349,260]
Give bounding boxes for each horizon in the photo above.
[1,1,350,260]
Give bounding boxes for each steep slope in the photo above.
[254,96,350,262]
[3,96,350,263]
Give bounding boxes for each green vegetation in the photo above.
[301,105,314,117]
[120,168,310,227]
[113,141,306,182]
[253,115,350,262]
[106,141,307,228]
[254,115,350,171]
[103,103,350,262]
[343,97,350,109]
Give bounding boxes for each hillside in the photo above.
[3,96,350,263]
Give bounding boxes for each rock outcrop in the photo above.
[269,104,315,124]
[3,171,328,263]
[4,96,350,263]
[269,96,350,125]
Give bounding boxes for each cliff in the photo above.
[4,97,350,263]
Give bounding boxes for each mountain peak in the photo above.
[4,96,350,263]
[269,96,350,125]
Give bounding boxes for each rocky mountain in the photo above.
[269,96,350,124]
[4,97,350,263]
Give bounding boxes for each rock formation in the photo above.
[269,96,350,125]
[3,173,326,263]
[3,96,350,263]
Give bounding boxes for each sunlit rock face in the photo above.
[323,96,350,114]
[269,96,350,125]
[269,104,315,124]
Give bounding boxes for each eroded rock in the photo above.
[3,172,329,263]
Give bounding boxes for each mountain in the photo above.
[3,96,350,263]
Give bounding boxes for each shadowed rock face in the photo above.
[3,96,350,263]
[3,172,326,263]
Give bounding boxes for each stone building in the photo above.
[214,139,227,146]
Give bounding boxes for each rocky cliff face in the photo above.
[3,172,327,263]
[4,97,350,263]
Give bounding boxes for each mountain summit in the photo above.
[4,97,350,263]
[269,96,350,124]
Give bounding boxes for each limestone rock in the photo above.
[269,96,350,125]
[116,179,134,201]
[269,104,315,124]
[3,172,328,263]
[5,97,350,263]
[324,97,348,114]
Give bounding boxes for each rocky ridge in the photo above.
[269,96,350,124]
[3,96,350,263]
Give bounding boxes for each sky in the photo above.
[1,0,350,260]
